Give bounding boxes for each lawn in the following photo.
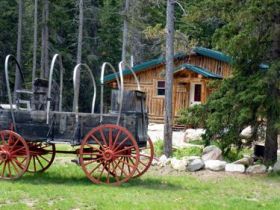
[1,158,280,210]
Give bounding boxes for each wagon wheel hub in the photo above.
[0,151,10,161]
[103,150,114,161]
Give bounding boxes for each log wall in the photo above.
[109,55,232,123]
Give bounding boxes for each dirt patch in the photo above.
[146,165,266,182]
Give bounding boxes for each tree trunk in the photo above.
[264,23,280,165]
[32,0,38,87]
[40,0,49,79]
[264,104,278,165]
[122,0,129,64]
[164,0,175,157]
[73,0,84,112]
[14,0,24,98]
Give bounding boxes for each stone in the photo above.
[202,145,222,161]
[183,156,201,161]
[151,158,159,166]
[225,163,245,173]
[233,156,254,167]
[158,155,171,167]
[186,158,205,172]
[246,164,267,174]
[184,128,206,142]
[240,126,253,139]
[205,160,227,171]
[273,160,280,172]
[171,158,188,171]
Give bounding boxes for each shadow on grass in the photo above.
[11,172,184,191]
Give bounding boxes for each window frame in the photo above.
[156,80,166,97]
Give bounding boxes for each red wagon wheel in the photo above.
[27,142,56,173]
[79,124,140,185]
[132,137,154,178]
[0,130,30,180]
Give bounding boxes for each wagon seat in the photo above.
[13,78,59,111]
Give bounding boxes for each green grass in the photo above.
[1,159,280,210]
[154,140,202,158]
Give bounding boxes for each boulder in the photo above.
[225,163,245,173]
[183,156,201,162]
[202,145,222,161]
[246,164,267,174]
[158,155,171,167]
[240,126,253,139]
[186,158,204,172]
[205,160,227,171]
[184,129,205,142]
[233,156,254,167]
[171,158,188,171]
[273,160,280,172]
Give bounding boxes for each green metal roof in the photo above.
[103,52,186,82]
[194,47,232,63]
[175,64,223,79]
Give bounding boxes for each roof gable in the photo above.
[175,64,223,79]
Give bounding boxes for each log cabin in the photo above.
[104,47,232,123]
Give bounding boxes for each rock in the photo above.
[158,155,171,167]
[240,126,253,139]
[273,160,280,172]
[186,158,204,172]
[184,128,205,142]
[183,156,201,161]
[225,163,245,173]
[202,145,222,161]
[268,166,273,173]
[205,160,227,171]
[246,164,267,174]
[233,156,254,167]
[171,158,188,171]
[151,158,159,166]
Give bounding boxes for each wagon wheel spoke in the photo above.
[80,124,139,185]
[112,129,122,149]
[90,135,105,150]
[132,137,154,178]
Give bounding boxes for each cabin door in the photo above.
[174,82,189,116]
[190,83,202,106]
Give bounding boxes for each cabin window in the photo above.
[157,81,165,96]
[194,84,202,102]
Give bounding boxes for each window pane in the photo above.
[157,89,165,96]
[194,84,201,101]
[157,81,165,88]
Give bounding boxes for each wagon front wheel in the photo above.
[79,124,140,185]
[27,142,56,173]
[0,130,30,180]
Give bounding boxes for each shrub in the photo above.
[176,104,207,128]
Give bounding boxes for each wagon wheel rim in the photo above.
[132,137,154,178]
[27,142,56,173]
[0,130,30,180]
[79,124,140,185]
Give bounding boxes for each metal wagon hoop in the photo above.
[100,62,122,125]
[73,63,97,123]
[4,55,25,132]
[46,54,64,124]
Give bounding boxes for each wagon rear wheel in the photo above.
[0,130,30,180]
[27,142,56,173]
[79,124,140,185]
[132,137,154,178]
